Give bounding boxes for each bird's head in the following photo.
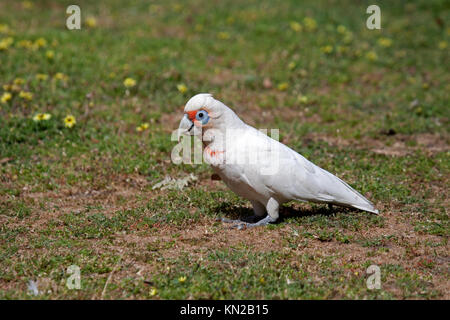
[178,93,243,138]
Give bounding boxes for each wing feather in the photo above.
[243,127,378,214]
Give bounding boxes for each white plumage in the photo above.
[178,93,378,228]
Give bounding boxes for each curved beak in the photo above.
[177,114,194,141]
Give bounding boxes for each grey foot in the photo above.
[219,217,242,224]
[230,215,277,230]
[219,215,260,224]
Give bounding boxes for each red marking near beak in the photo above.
[186,110,197,121]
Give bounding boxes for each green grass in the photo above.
[0,0,449,299]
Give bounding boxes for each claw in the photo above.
[220,215,261,224]
[230,223,246,230]
[227,215,277,230]
[220,217,242,224]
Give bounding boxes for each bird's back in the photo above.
[224,125,378,213]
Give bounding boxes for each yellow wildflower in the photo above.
[194,24,204,32]
[288,61,296,70]
[11,84,21,92]
[438,41,447,50]
[149,4,162,14]
[303,17,317,31]
[4,37,14,45]
[337,25,347,34]
[22,1,33,9]
[259,277,265,284]
[0,24,10,34]
[54,72,68,81]
[0,40,8,50]
[343,32,353,44]
[54,72,64,80]
[1,92,12,104]
[277,82,289,91]
[3,84,20,92]
[19,91,33,100]
[123,77,136,88]
[178,276,187,283]
[36,74,48,81]
[177,84,188,94]
[378,37,392,47]
[172,3,182,12]
[366,51,378,61]
[298,95,309,104]
[226,17,235,25]
[33,113,51,121]
[86,17,97,28]
[320,45,333,54]
[415,106,423,115]
[0,37,13,50]
[34,37,47,48]
[150,288,157,296]
[217,32,230,40]
[136,122,149,132]
[14,78,25,85]
[17,39,33,49]
[64,115,76,128]
[289,21,302,32]
[407,76,416,84]
[46,50,54,59]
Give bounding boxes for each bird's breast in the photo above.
[203,145,226,167]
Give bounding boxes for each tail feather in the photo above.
[320,168,379,214]
[352,204,379,214]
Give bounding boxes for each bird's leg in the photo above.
[220,200,266,224]
[245,200,267,223]
[230,198,279,230]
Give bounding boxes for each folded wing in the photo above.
[248,128,378,214]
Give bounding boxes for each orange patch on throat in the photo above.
[205,146,224,158]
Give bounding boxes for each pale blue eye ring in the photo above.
[195,110,210,125]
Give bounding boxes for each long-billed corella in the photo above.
[178,93,378,229]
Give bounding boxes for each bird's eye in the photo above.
[195,110,210,125]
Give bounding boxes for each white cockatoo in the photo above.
[178,93,378,229]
